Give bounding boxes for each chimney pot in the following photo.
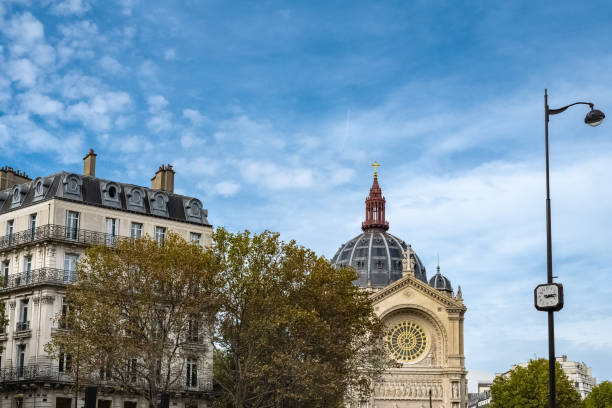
[151,163,175,193]
[83,149,97,177]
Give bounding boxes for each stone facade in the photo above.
[339,169,468,408]
[0,152,213,408]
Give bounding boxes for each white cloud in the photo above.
[66,91,131,131]
[115,0,138,16]
[7,58,38,87]
[183,108,206,125]
[20,92,64,116]
[2,12,44,50]
[147,95,168,112]
[147,115,173,133]
[215,181,240,197]
[180,130,202,148]
[115,135,153,153]
[99,55,125,75]
[50,0,92,15]
[57,20,98,63]
[240,160,314,190]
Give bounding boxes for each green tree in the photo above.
[46,233,221,408]
[211,228,389,408]
[585,381,612,408]
[490,358,583,408]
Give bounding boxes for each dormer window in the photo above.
[61,173,83,200]
[101,182,122,209]
[126,186,146,213]
[32,176,52,202]
[10,184,28,208]
[148,191,169,216]
[184,198,206,223]
[12,187,20,204]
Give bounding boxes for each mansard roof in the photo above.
[0,171,211,227]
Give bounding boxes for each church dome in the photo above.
[332,163,428,288]
[332,230,427,287]
[429,267,453,293]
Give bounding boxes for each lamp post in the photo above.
[537,89,605,408]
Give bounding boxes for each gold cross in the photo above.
[371,161,380,177]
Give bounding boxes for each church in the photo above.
[332,164,468,408]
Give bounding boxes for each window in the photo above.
[60,297,70,329]
[64,254,78,283]
[106,218,118,245]
[130,222,143,239]
[186,358,198,388]
[17,345,25,377]
[6,220,14,245]
[190,232,201,246]
[66,211,80,240]
[188,319,200,343]
[155,226,166,245]
[18,299,29,331]
[2,261,9,288]
[24,255,32,284]
[58,347,72,372]
[29,213,37,239]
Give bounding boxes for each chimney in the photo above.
[0,166,31,190]
[83,149,97,177]
[151,164,175,193]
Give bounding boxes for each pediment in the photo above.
[369,273,466,312]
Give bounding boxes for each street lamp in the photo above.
[534,89,604,408]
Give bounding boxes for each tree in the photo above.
[211,228,389,408]
[46,233,221,408]
[585,381,612,408]
[490,358,583,408]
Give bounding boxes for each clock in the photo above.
[385,320,428,362]
[534,283,564,311]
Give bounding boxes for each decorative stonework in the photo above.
[374,381,443,399]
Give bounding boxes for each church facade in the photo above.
[332,166,468,408]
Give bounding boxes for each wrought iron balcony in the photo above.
[0,268,77,292]
[0,224,131,252]
[0,365,72,384]
[0,364,213,392]
[15,321,30,331]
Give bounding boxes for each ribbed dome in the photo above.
[429,268,453,293]
[331,230,428,287]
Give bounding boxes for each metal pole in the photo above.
[544,89,556,408]
[429,389,432,408]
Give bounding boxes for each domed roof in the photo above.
[331,230,428,287]
[429,267,453,292]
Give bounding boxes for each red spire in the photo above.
[362,162,389,231]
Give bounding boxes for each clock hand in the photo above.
[544,294,556,298]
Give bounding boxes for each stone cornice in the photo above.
[370,274,467,312]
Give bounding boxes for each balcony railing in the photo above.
[1,268,77,292]
[0,364,213,391]
[0,365,73,383]
[0,224,131,252]
[15,321,30,331]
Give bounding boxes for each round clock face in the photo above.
[385,320,428,362]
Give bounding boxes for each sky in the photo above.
[1,0,612,392]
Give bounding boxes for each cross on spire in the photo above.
[371,161,380,177]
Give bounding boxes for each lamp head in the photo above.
[585,109,605,127]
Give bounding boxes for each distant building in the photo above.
[467,382,491,408]
[0,151,213,408]
[556,355,596,399]
[497,355,596,400]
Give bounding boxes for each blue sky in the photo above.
[2,0,612,390]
